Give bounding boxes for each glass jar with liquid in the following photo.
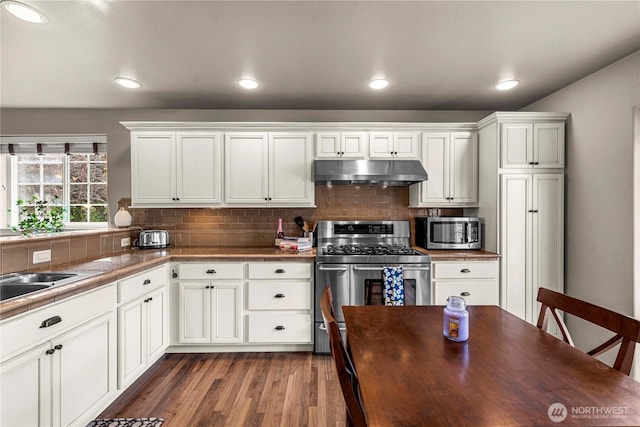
[443,296,469,342]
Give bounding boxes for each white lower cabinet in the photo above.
[0,286,117,427]
[177,262,244,344]
[117,265,169,388]
[432,260,499,306]
[246,262,313,344]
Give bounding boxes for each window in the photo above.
[8,153,108,227]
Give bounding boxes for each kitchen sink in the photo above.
[0,271,97,302]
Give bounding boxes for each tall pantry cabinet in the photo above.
[477,112,569,324]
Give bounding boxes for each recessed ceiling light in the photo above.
[238,78,260,89]
[114,77,142,89]
[1,0,48,23]
[368,78,390,90]
[495,80,520,91]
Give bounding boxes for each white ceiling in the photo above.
[1,0,639,110]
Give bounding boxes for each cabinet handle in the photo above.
[534,162,539,165]
[529,210,539,213]
[143,279,151,285]
[144,298,149,302]
[46,348,56,355]
[460,268,471,273]
[54,344,63,350]
[40,315,62,329]
[172,269,178,279]
[460,292,471,297]
[275,325,286,331]
[528,162,535,165]
[275,269,286,274]
[148,297,153,302]
[275,293,285,299]
[206,269,216,274]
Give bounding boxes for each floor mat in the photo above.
[86,418,164,427]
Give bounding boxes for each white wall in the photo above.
[0,109,488,224]
[521,51,640,371]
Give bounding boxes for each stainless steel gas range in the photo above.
[314,220,432,354]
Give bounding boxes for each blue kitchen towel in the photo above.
[383,266,404,306]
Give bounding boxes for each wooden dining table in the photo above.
[343,305,640,427]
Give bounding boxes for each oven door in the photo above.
[350,264,431,306]
[315,263,350,354]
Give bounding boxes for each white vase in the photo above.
[114,207,132,228]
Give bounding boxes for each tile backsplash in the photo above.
[131,186,463,247]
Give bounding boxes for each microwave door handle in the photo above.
[466,222,472,243]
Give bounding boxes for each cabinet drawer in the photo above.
[433,261,498,279]
[179,263,243,280]
[248,262,311,279]
[248,313,311,343]
[118,265,168,303]
[247,281,310,310]
[434,281,499,306]
[0,284,116,360]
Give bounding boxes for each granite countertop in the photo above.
[414,247,500,261]
[0,247,316,321]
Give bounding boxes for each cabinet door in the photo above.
[211,283,243,343]
[341,132,368,158]
[269,132,314,205]
[500,174,533,320]
[419,132,450,204]
[316,132,341,158]
[178,282,210,344]
[0,343,50,427]
[534,123,565,168]
[369,132,395,158]
[531,174,564,321]
[131,132,176,204]
[146,286,168,362]
[501,124,533,169]
[176,132,222,204]
[55,313,116,427]
[118,298,146,387]
[394,132,420,159]
[225,133,269,204]
[449,132,478,204]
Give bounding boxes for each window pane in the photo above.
[89,206,108,222]
[70,184,88,203]
[42,154,63,164]
[43,185,63,200]
[19,154,41,162]
[90,153,107,162]
[70,154,88,162]
[70,162,87,182]
[90,184,108,203]
[43,164,63,183]
[17,164,41,183]
[18,185,40,201]
[69,206,87,222]
[89,163,107,183]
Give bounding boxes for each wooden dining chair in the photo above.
[320,287,367,427]
[536,287,640,375]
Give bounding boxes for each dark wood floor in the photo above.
[99,352,347,426]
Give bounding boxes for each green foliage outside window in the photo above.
[10,195,65,235]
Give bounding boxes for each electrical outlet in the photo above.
[33,249,51,264]
[121,237,131,247]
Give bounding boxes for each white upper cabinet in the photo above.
[501,122,564,169]
[131,131,222,206]
[410,131,477,207]
[369,132,420,159]
[316,131,368,158]
[225,132,314,206]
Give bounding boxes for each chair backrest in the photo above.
[320,287,367,427]
[536,287,640,375]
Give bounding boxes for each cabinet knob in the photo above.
[54,344,63,350]
[206,269,216,274]
[534,162,539,165]
[528,162,535,165]
[46,348,56,355]
[275,293,285,299]
[460,268,471,273]
[143,279,151,285]
[172,270,178,279]
[275,269,286,274]
[460,292,471,297]
[275,325,286,331]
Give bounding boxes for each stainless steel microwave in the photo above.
[415,217,481,250]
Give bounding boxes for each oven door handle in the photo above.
[352,266,384,271]
[317,266,349,271]
[319,324,348,332]
[402,267,431,271]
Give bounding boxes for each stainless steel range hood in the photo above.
[313,159,427,186]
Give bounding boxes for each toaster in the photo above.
[135,230,170,249]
